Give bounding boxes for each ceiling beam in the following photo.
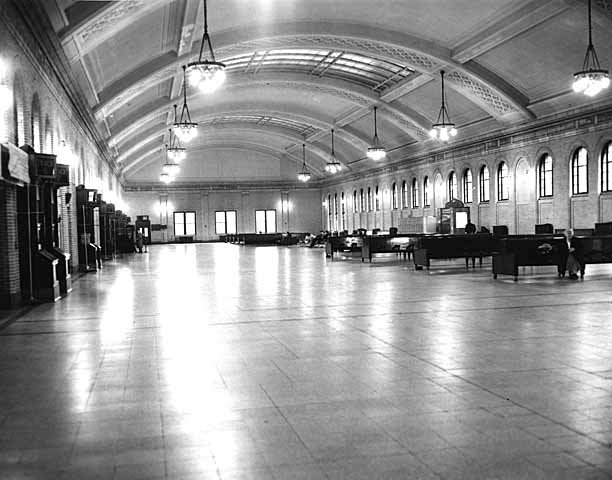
[451,0,570,63]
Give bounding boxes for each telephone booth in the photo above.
[76,185,101,271]
[18,147,72,302]
[100,200,116,260]
[437,199,471,234]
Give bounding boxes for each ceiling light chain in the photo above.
[429,70,457,142]
[186,0,227,94]
[572,0,609,97]
[173,65,199,142]
[297,143,311,182]
[325,128,342,174]
[367,106,386,161]
[167,121,186,161]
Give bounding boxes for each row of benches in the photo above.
[326,232,612,281]
[220,232,309,245]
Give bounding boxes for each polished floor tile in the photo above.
[1,243,612,479]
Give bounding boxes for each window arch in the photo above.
[423,176,430,207]
[334,193,339,230]
[497,162,509,201]
[448,171,457,200]
[462,169,473,203]
[353,190,358,213]
[341,192,346,230]
[538,154,553,197]
[571,147,588,195]
[391,182,398,209]
[602,142,612,193]
[479,165,490,202]
[411,178,419,208]
[401,180,408,208]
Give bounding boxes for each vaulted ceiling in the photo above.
[41,0,612,185]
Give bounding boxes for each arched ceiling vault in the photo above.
[92,25,533,123]
[122,124,332,175]
[41,0,612,185]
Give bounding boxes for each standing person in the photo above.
[465,220,476,234]
[136,231,144,254]
[565,228,581,279]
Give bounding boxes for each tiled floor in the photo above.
[1,243,612,479]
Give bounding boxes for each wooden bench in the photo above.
[413,234,496,270]
[492,235,568,281]
[326,235,364,260]
[361,234,424,262]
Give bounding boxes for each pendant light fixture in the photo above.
[297,143,311,182]
[159,171,172,184]
[166,126,186,163]
[173,66,199,142]
[430,70,457,141]
[572,0,609,97]
[325,129,342,174]
[367,106,386,161]
[186,0,226,94]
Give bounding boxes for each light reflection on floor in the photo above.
[0,243,611,479]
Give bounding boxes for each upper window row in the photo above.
[327,143,612,210]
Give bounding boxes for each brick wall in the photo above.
[0,184,22,307]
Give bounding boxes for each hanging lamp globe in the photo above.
[163,161,180,177]
[572,0,610,97]
[298,143,311,182]
[367,106,386,160]
[186,0,226,94]
[325,129,343,174]
[159,172,172,184]
[430,70,458,142]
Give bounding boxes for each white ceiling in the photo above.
[42,0,612,184]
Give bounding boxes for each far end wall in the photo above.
[123,187,322,242]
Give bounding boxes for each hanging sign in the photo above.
[1,143,30,185]
[55,164,70,187]
[33,153,56,179]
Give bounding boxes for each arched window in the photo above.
[423,176,430,207]
[479,165,490,202]
[571,147,588,195]
[327,194,332,229]
[448,171,457,200]
[411,178,419,208]
[497,162,509,201]
[353,190,358,212]
[360,188,365,212]
[401,180,408,208]
[602,142,612,192]
[375,186,380,211]
[341,192,346,230]
[462,169,473,203]
[392,183,398,209]
[334,193,338,230]
[367,187,373,211]
[538,154,553,197]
